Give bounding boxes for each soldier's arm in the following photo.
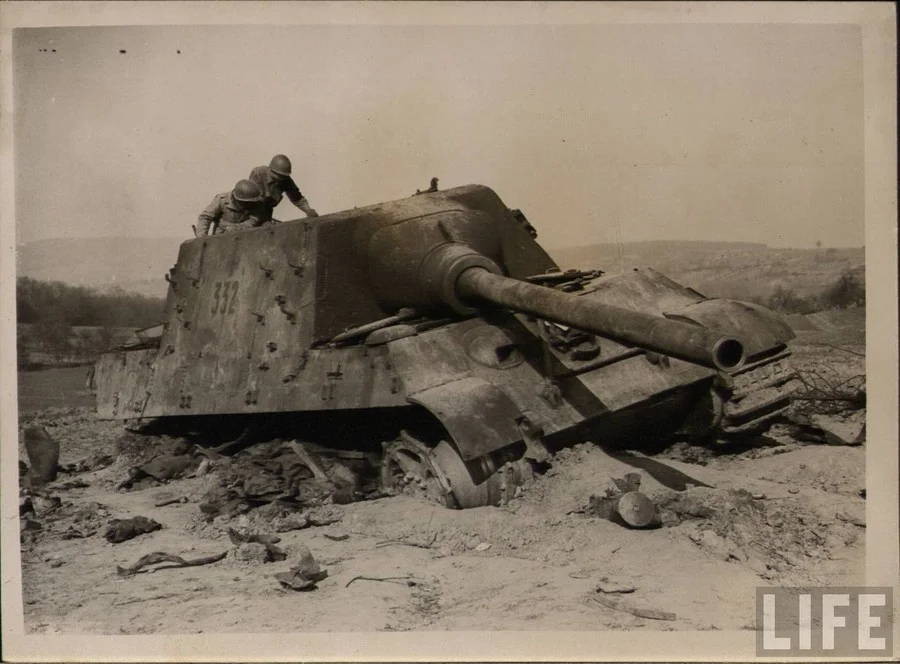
[196,197,222,237]
[285,178,318,217]
[282,177,303,204]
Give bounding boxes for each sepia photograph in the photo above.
[1,2,896,661]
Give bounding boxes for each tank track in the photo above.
[717,346,797,434]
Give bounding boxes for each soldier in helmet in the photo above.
[248,154,319,222]
[195,179,265,237]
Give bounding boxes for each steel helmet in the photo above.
[232,179,262,202]
[269,154,292,177]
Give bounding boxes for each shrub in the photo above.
[820,270,865,309]
[765,286,819,315]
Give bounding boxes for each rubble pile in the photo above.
[655,487,863,575]
[105,516,162,543]
[196,439,381,521]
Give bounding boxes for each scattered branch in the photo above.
[153,496,187,507]
[792,364,866,415]
[116,551,227,577]
[374,531,438,549]
[112,592,182,607]
[323,533,349,541]
[345,575,418,588]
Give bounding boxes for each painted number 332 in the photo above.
[211,280,238,315]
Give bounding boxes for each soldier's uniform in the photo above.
[196,192,264,236]
[248,165,309,222]
[248,155,318,221]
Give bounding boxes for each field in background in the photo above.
[17,325,140,369]
[552,241,864,303]
[17,366,96,412]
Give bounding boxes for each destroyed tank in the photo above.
[95,184,797,508]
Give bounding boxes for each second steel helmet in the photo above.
[232,179,262,202]
[269,154,292,177]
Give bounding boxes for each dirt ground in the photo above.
[15,322,866,634]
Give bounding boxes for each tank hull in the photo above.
[95,184,797,508]
[96,268,795,457]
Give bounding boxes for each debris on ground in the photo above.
[21,491,62,518]
[194,458,212,477]
[786,411,866,446]
[117,452,199,491]
[23,426,60,485]
[345,575,418,588]
[591,591,676,621]
[116,551,228,577]
[306,506,344,526]
[286,440,367,505]
[273,545,328,591]
[789,338,865,410]
[268,505,344,532]
[375,532,438,549]
[322,533,350,542]
[197,440,376,521]
[271,513,309,532]
[105,516,163,543]
[227,527,287,562]
[233,542,270,563]
[62,526,96,540]
[580,473,660,528]
[54,478,91,490]
[655,486,859,573]
[154,495,188,507]
[616,491,659,528]
[596,577,636,594]
[287,441,331,481]
[20,518,42,533]
[59,454,115,474]
[836,511,866,528]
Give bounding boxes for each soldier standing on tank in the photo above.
[248,154,319,222]
[195,179,265,237]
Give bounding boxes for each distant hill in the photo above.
[16,236,864,304]
[16,237,182,298]
[550,241,864,302]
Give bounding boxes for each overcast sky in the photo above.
[13,22,863,249]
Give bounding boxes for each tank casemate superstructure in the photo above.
[95,184,797,508]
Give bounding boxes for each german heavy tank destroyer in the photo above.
[95,184,797,508]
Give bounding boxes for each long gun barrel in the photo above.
[455,266,745,373]
[364,205,745,373]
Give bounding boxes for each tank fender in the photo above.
[407,376,524,461]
